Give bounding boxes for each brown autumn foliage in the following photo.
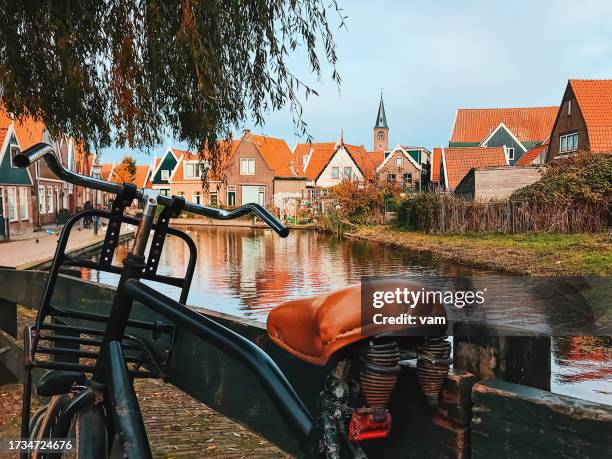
[331,178,401,225]
[113,156,137,184]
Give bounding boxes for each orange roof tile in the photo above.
[12,116,46,149]
[346,144,382,178]
[431,148,442,183]
[100,163,114,181]
[442,147,507,190]
[303,143,337,181]
[515,143,548,166]
[569,79,612,153]
[247,133,296,177]
[134,165,150,187]
[0,128,8,152]
[451,107,557,144]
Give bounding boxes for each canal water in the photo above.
[79,226,611,405]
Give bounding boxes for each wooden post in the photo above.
[454,334,551,391]
[472,379,612,458]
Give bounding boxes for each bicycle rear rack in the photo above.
[24,186,196,379]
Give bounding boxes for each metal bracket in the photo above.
[98,183,138,269]
[145,195,185,275]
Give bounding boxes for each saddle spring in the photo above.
[416,336,452,407]
[359,340,401,416]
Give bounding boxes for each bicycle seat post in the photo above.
[132,195,158,257]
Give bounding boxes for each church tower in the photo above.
[373,93,389,152]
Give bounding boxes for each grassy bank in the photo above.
[349,226,612,276]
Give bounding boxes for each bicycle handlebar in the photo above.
[14,143,289,238]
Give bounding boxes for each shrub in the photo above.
[511,153,612,203]
[330,179,400,226]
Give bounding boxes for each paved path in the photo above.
[0,226,134,270]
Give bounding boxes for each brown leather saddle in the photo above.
[267,281,448,366]
[267,284,364,366]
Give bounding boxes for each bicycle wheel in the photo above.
[62,405,107,459]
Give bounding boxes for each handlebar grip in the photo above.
[14,142,124,195]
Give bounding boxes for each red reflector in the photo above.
[348,409,392,442]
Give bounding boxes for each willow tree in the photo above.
[0,0,342,175]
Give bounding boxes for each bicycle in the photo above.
[15,143,452,459]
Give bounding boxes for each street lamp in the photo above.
[91,159,102,236]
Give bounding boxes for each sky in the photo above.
[101,0,612,164]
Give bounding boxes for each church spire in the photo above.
[374,92,388,129]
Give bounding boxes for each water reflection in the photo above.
[79,226,611,405]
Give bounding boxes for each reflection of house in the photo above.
[377,145,424,190]
[0,118,34,236]
[454,166,544,200]
[440,146,507,192]
[546,79,612,161]
[450,106,557,165]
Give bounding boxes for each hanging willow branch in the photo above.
[0,0,344,176]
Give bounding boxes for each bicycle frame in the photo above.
[15,143,315,459]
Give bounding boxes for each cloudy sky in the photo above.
[101,0,612,163]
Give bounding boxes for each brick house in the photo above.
[11,118,75,227]
[450,106,557,165]
[377,145,424,191]
[546,79,612,161]
[439,146,507,192]
[151,132,306,213]
[0,119,34,237]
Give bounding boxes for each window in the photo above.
[507,147,515,161]
[210,192,218,206]
[331,167,340,179]
[7,187,17,221]
[38,186,46,214]
[378,131,385,140]
[403,173,412,184]
[343,167,352,178]
[240,158,255,175]
[184,162,199,179]
[227,186,236,206]
[227,191,236,206]
[192,191,201,204]
[159,189,170,196]
[19,187,28,220]
[176,191,185,198]
[10,146,19,168]
[161,170,170,180]
[386,173,396,183]
[46,186,54,213]
[258,187,265,206]
[395,157,403,166]
[560,133,579,153]
[568,100,572,116]
[184,161,207,179]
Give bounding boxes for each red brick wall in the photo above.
[547,86,590,161]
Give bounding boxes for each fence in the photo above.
[398,195,611,234]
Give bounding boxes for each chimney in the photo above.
[289,160,297,176]
[243,129,251,136]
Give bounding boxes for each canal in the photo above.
[78,225,611,405]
